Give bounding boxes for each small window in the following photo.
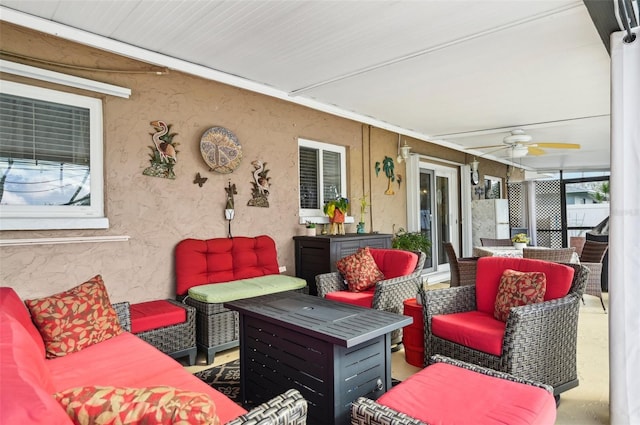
[0,80,107,230]
[298,138,346,222]
[484,175,503,199]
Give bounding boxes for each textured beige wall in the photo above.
[0,23,513,302]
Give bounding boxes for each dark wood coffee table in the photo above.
[224,291,412,425]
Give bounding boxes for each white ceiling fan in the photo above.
[474,129,581,158]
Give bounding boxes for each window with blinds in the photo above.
[298,138,346,220]
[0,80,106,230]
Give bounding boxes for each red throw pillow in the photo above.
[54,386,220,425]
[494,269,547,322]
[25,275,123,358]
[336,247,385,292]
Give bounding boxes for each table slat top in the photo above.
[225,292,411,347]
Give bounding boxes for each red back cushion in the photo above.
[0,287,46,357]
[369,248,419,279]
[175,236,280,296]
[475,257,575,315]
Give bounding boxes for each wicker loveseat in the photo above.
[421,256,588,398]
[175,235,307,364]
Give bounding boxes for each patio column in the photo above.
[609,25,639,425]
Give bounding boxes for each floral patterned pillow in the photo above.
[25,275,123,358]
[494,269,547,322]
[336,247,385,292]
[54,386,220,425]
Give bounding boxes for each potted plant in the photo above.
[324,196,349,235]
[304,221,316,236]
[512,233,530,250]
[392,228,431,256]
[357,194,369,234]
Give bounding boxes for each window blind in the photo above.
[0,93,90,165]
[299,147,319,209]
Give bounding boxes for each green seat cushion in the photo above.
[187,275,307,303]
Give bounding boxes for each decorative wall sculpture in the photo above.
[247,160,270,208]
[143,120,179,179]
[200,126,243,174]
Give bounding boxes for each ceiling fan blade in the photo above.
[527,146,546,156]
[533,143,581,149]
[469,144,506,149]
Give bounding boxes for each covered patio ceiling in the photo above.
[0,1,617,172]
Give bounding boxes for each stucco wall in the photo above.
[0,23,511,302]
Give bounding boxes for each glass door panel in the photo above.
[419,171,434,269]
[436,175,450,268]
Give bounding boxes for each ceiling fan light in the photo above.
[512,145,528,158]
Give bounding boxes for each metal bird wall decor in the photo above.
[143,120,179,180]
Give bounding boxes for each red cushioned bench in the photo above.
[175,235,307,364]
[351,355,556,425]
[130,299,197,366]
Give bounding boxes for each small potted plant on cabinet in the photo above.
[304,221,317,236]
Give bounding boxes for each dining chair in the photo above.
[443,242,478,287]
[480,238,513,247]
[579,240,609,312]
[522,247,576,263]
[569,236,587,257]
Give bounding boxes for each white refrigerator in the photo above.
[471,199,510,247]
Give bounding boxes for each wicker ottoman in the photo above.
[351,355,556,425]
[130,299,197,365]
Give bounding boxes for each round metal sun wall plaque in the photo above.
[200,126,243,174]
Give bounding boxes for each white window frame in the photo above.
[298,138,347,224]
[484,175,503,199]
[0,80,107,230]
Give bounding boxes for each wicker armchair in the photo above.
[580,240,609,311]
[443,242,478,287]
[420,259,589,397]
[480,238,513,247]
[316,249,426,346]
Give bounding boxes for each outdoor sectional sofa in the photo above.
[0,285,307,424]
[175,235,307,364]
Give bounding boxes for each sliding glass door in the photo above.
[408,157,459,276]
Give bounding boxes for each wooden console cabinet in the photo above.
[293,233,392,295]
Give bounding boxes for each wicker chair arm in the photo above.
[226,389,307,425]
[112,301,131,332]
[457,258,478,286]
[502,294,582,386]
[167,298,196,322]
[315,272,347,298]
[421,285,477,318]
[372,273,422,313]
[429,355,554,394]
[351,397,427,425]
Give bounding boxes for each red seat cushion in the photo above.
[325,289,374,308]
[130,300,186,334]
[431,310,505,356]
[377,362,556,425]
[369,248,418,279]
[475,257,575,315]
